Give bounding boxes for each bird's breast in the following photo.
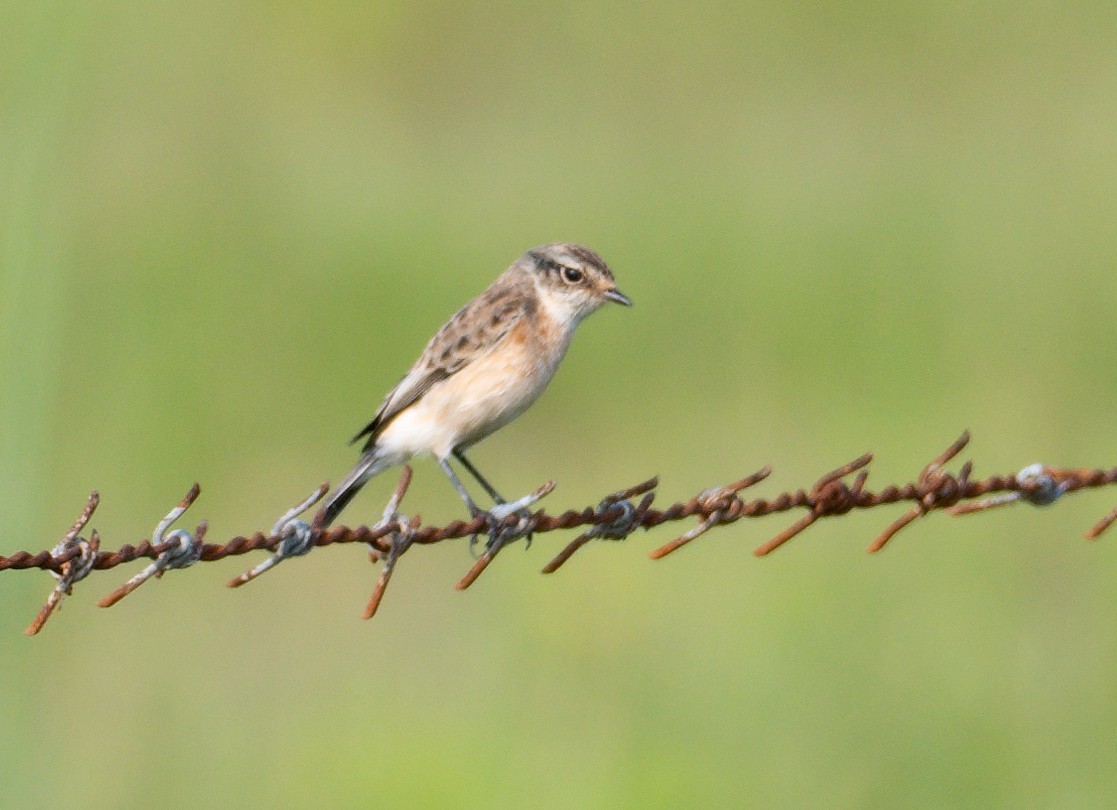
[376,318,572,459]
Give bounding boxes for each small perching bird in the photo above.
[317,243,631,539]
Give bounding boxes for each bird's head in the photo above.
[522,243,631,326]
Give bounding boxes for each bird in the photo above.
[316,243,631,537]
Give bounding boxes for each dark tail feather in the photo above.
[316,450,381,530]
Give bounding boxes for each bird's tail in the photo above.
[316,449,386,531]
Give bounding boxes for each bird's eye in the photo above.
[561,266,584,284]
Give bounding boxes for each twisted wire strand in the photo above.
[5,432,1117,634]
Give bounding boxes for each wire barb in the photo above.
[363,467,417,619]
[227,483,328,588]
[455,480,556,590]
[650,469,770,559]
[949,462,1069,518]
[97,485,206,608]
[543,476,659,573]
[754,453,873,556]
[868,432,973,552]
[1087,505,1117,540]
[25,492,102,635]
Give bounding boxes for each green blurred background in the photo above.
[3,1,1117,807]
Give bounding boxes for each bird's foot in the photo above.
[468,481,555,557]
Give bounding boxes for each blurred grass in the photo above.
[3,1,1117,808]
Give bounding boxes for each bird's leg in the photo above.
[452,449,548,548]
[453,449,507,505]
[438,457,486,518]
[438,456,545,554]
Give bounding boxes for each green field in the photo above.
[3,3,1117,807]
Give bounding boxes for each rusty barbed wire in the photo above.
[5,431,1117,634]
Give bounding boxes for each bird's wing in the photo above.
[350,281,529,451]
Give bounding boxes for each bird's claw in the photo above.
[467,482,555,557]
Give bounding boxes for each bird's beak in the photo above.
[604,287,632,306]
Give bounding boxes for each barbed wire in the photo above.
[4,431,1117,635]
